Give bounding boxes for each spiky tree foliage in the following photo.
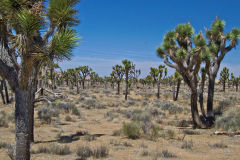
[172,71,182,101]
[112,64,124,94]
[122,59,135,100]
[219,67,230,92]
[76,66,92,89]
[0,0,80,159]
[150,65,167,99]
[156,22,210,128]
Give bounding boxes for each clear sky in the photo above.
[59,0,240,77]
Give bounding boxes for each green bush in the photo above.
[122,121,141,139]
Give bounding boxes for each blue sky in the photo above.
[59,0,240,77]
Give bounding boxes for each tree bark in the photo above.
[0,80,6,104]
[175,80,181,101]
[223,80,225,92]
[191,89,206,128]
[3,80,10,103]
[15,88,30,160]
[157,81,160,99]
[125,71,129,100]
[206,75,216,125]
[199,72,206,118]
[172,82,175,101]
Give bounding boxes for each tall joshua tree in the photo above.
[112,64,124,94]
[122,59,134,100]
[0,0,80,159]
[157,23,211,128]
[204,18,240,123]
[219,67,229,92]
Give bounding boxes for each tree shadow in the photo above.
[34,131,105,144]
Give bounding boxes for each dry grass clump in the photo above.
[76,144,109,159]
[32,144,71,155]
[181,140,194,150]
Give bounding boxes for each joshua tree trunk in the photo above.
[3,80,10,103]
[223,80,226,92]
[236,84,239,92]
[190,88,206,128]
[82,80,85,89]
[117,81,120,94]
[172,82,175,101]
[0,81,5,104]
[15,89,30,160]
[157,81,160,99]
[206,75,216,125]
[175,80,181,101]
[199,71,206,118]
[125,72,129,100]
[76,74,79,94]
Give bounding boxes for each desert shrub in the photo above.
[76,145,108,159]
[105,111,119,121]
[214,99,235,116]
[0,111,9,127]
[82,98,105,109]
[160,101,183,114]
[103,89,111,94]
[181,140,193,150]
[149,108,165,117]
[84,135,96,142]
[216,107,240,131]
[177,119,192,127]
[65,115,73,121]
[141,150,150,156]
[54,102,79,114]
[153,100,183,114]
[211,142,228,148]
[161,149,177,158]
[124,100,135,106]
[166,129,175,139]
[37,106,59,124]
[32,144,71,155]
[76,145,92,159]
[112,129,122,136]
[122,121,141,139]
[92,145,109,158]
[148,125,160,141]
[182,129,200,135]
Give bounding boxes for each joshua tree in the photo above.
[204,18,240,123]
[0,0,80,159]
[150,65,167,99]
[77,66,92,89]
[219,67,229,92]
[122,59,134,100]
[230,73,240,92]
[112,64,124,94]
[157,23,211,128]
[90,72,99,86]
[157,18,240,127]
[172,71,182,101]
